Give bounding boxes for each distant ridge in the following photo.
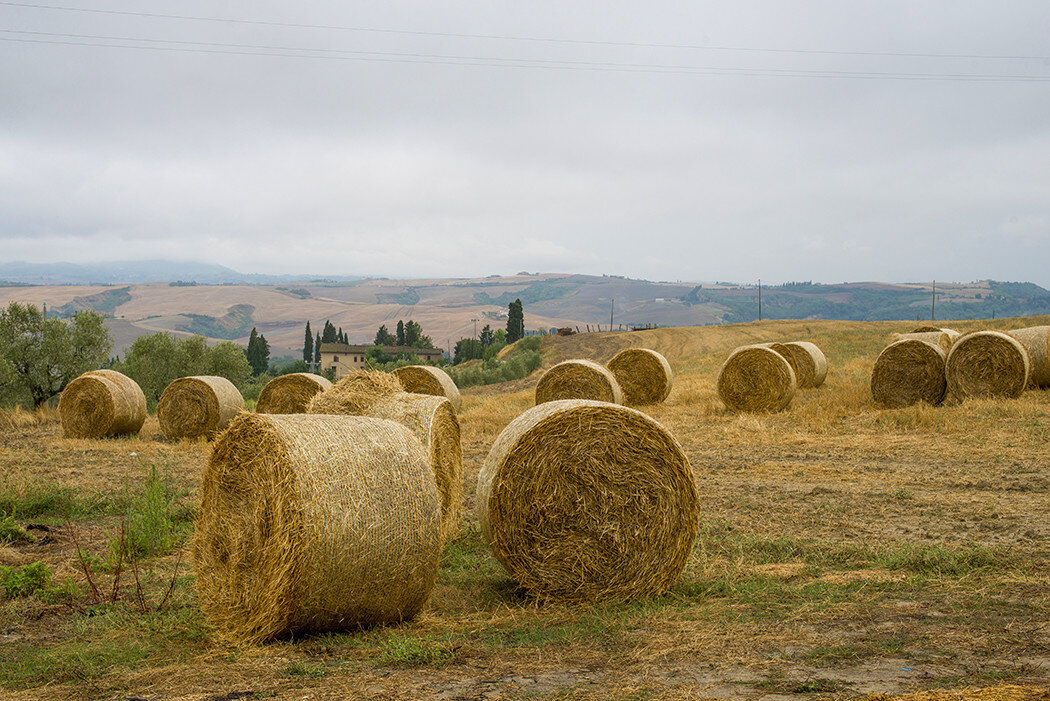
[0,260,363,286]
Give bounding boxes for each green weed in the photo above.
[375,633,456,667]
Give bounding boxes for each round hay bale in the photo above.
[392,365,462,412]
[945,331,1030,401]
[758,342,801,378]
[306,370,403,415]
[716,345,797,413]
[256,373,333,414]
[59,369,147,438]
[158,376,243,440]
[1007,326,1050,388]
[871,339,947,409]
[606,348,673,406]
[194,413,441,644]
[893,331,954,353]
[477,399,699,602]
[781,341,828,388]
[535,359,623,405]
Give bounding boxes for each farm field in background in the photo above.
[0,316,1048,700]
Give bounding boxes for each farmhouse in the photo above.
[318,342,444,379]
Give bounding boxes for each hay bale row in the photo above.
[871,339,947,409]
[256,373,332,414]
[1007,326,1050,388]
[894,331,955,353]
[477,399,698,602]
[194,413,441,643]
[535,359,623,406]
[59,369,147,439]
[716,345,796,413]
[946,331,1030,401]
[158,376,243,440]
[393,365,462,412]
[606,348,673,406]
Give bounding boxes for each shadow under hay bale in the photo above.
[158,376,243,440]
[535,359,623,405]
[606,348,673,406]
[194,413,441,644]
[716,345,797,413]
[781,341,828,388]
[59,369,147,439]
[894,331,955,353]
[871,339,947,409]
[256,373,333,414]
[945,331,1030,402]
[1007,326,1050,388]
[477,399,698,602]
[392,365,462,412]
[306,370,402,415]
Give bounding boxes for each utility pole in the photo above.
[758,279,762,321]
[610,299,614,332]
[931,280,936,321]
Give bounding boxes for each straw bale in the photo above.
[606,348,673,406]
[158,376,243,440]
[256,373,333,414]
[194,413,441,644]
[945,331,1030,401]
[758,342,801,378]
[535,359,623,405]
[716,345,797,413]
[870,339,947,409]
[893,331,954,353]
[781,341,828,388]
[1007,326,1050,388]
[306,370,403,415]
[477,399,698,601]
[59,369,147,438]
[392,365,462,412]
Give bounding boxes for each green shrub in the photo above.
[0,562,51,599]
[0,514,31,544]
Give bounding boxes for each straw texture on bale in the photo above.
[392,365,462,412]
[194,413,441,644]
[1007,326,1050,388]
[912,325,960,339]
[158,376,243,440]
[716,345,797,413]
[945,331,1030,401]
[535,359,623,405]
[894,331,954,353]
[306,370,403,415]
[59,369,147,438]
[871,339,947,409]
[758,342,801,378]
[477,399,699,601]
[606,348,673,406]
[255,373,333,414]
[781,341,828,388]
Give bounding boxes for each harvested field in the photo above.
[1,315,1048,700]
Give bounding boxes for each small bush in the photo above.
[450,337,543,388]
[0,562,51,599]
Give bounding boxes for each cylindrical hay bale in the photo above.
[945,331,1030,401]
[781,341,828,388]
[392,365,462,412]
[194,413,441,644]
[59,369,147,438]
[256,373,333,414]
[306,370,403,415]
[871,339,948,409]
[158,376,243,440]
[758,342,801,379]
[477,399,699,602]
[894,331,954,353]
[535,359,623,405]
[1007,326,1050,388]
[716,345,797,413]
[606,348,673,406]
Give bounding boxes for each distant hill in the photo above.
[0,260,363,285]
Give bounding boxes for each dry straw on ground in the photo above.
[781,341,828,388]
[945,331,1030,402]
[870,339,947,409]
[894,331,955,353]
[194,413,441,644]
[1007,325,1050,388]
[477,399,699,601]
[58,369,147,438]
[392,365,462,412]
[158,376,243,440]
[255,373,332,414]
[716,345,797,413]
[606,348,673,406]
[535,359,623,405]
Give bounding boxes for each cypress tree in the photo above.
[314,332,321,363]
[506,298,524,343]
[303,321,313,363]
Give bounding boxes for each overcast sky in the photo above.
[2,1,1049,285]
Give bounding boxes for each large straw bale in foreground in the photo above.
[392,365,462,412]
[781,341,828,388]
[1007,326,1050,388]
[606,348,673,406]
[256,373,332,414]
[717,345,797,413]
[477,399,699,601]
[306,370,402,415]
[945,331,1030,401]
[871,339,947,409]
[894,331,954,353]
[535,359,623,405]
[194,413,440,644]
[59,369,147,438]
[158,376,243,440]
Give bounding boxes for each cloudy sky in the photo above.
[2,1,1049,285]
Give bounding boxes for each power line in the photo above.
[1,0,1048,62]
